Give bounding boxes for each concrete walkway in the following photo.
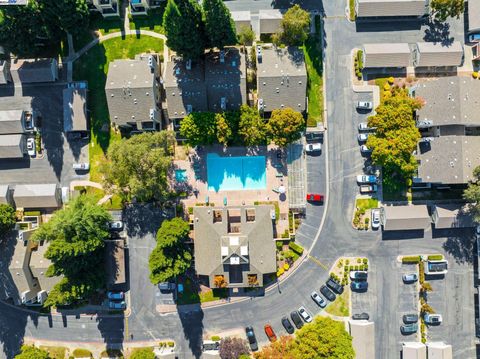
[69,180,103,191]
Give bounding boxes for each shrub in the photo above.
[364,217,369,226]
[344,265,348,272]
[276,241,283,250]
[289,241,304,255]
[211,336,221,342]
[419,262,425,284]
[473,71,479,79]
[364,264,368,270]
[72,349,92,358]
[427,254,443,261]
[363,258,368,264]
[354,265,359,271]
[277,268,285,277]
[283,263,290,271]
[168,342,175,347]
[388,77,394,84]
[383,83,390,91]
[187,207,193,215]
[346,259,350,265]
[356,258,361,263]
[402,256,421,264]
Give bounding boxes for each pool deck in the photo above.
[174,145,290,237]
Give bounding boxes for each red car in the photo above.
[306,193,324,203]
[264,324,277,342]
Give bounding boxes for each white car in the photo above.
[360,145,372,154]
[356,175,377,184]
[358,122,374,131]
[311,291,327,308]
[305,143,321,153]
[26,138,35,157]
[109,221,123,230]
[356,101,373,111]
[73,163,90,171]
[298,306,313,323]
[357,133,369,142]
[371,209,381,229]
[424,313,442,325]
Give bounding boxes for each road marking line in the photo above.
[308,255,328,270]
[125,316,129,339]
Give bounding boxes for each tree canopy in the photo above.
[238,25,255,46]
[463,166,480,223]
[275,5,311,46]
[203,0,237,49]
[266,108,305,147]
[430,0,464,21]
[32,195,111,307]
[219,337,250,359]
[180,112,217,145]
[129,348,155,359]
[0,204,16,239]
[149,218,192,284]
[15,345,50,359]
[100,131,175,202]
[238,105,267,146]
[254,317,354,359]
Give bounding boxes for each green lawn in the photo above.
[74,186,123,210]
[130,7,166,34]
[39,346,66,359]
[304,35,323,127]
[356,198,378,211]
[176,278,229,305]
[73,35,164,182]
[325,287,350,317]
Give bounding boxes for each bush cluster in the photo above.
[401,256,421,264]
[427,254,443,261]
[289,241,304,255]
[354,50,363,79]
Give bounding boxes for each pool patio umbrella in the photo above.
[278,186,286,194]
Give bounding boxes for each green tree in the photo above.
[32,195,111,306]
[163,0,206,59]
[149,218,192,284]
[463,166,480,223]
[130,348,155,359]
[238,25,255,46]
[100,131,175,202]
[216,113,233,145]
[430,0,464,21]
[0,204,16,238]
[203,0,237,49]
[238,105,266,146]
[277,5,311,46]
[253,336,296,359]
[180,112,217,145]
[266,108,305,147]
[40,0,90,37]
[15,345,50,359]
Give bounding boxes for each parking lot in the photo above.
[0,83,89,187]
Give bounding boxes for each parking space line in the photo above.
[308,255,329,270]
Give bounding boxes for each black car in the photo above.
[290,310,304,329]
[326,278,344,294]
[403,314,419,324]
[281,316,295,334]
[320,285,336,302]
[352,312,370,320]
[245,326,258,351]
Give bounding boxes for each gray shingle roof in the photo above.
[63,88,88,132]
[363,43,411,68]
[259,9,283,34]
[402,343,427,359]
[416,136,480,184]
[0,134,25,158]
[426,343,452,359]
[0,110,24,134]
[382,204,431,231]
[469,0,480,34]
[349,321,375,359]
[413,41,464,67]
[105,55,160,128]
[13,183,60,209]
[356,0,428,17]
[10,58,57,83]
[257,46,307,113]
[414,77,480,127]
[432,204,473,229]
[193,206,276,287]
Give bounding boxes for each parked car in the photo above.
[298,306,312,323]
[326,277,344,294]
[352,312,370,320]
[403,314,419,324]
[109,221,123,230]
[425,260,448,275]
[356,175,377,184]
[349,271,368,281]
[320,285,336,302]
[26,138,35,157]
[305,143,321,153]
[108,301,126,310]
[469,33,480,43]
[351,281,368,291]
[359,184,377,193]
[360,145,372,155]
[371,209,381,229]
[281,316,295,334]
[424,314,442,325]
[358,122,374,131]
[73,162,90,171]
[290,310,304,329]
[356,101,373,110]
[311,291,327,308]
[400,323,418,335]
[245,326,258,351]
[402,273,418,283]
[202,341,220,352]
[306,193,324,203]
[158,282,176,292]
[107,291,124,301]
[357,133,369,142]
[264,324,277,342]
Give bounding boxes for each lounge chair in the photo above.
[272,188,280,194]
[223,197,227,206]
[206,196,209,205]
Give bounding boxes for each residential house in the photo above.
[0,134,26,159]
[63,88,88,133]
[0,60,11,85]
[380,204,431,231]
[86,0,120,17]
[412,41,464,68]
[13,183,61,210]
[348,320,375,359]
[105,240,126,290]
[468,0,480,35]
[362,43,411,68]
[231,11,252,33]
[259,9,283,34]
[10,58,58,84]
[256,46,307,114]
[355,0,429,18]
[431,204,473,229]
[0,110,27,134]
[105,54,162,131]
[193,206,277,288]
[402,342,426,359]
[427,342,452,359]
[130,0,164,16]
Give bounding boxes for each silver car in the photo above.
[371,209,381,229]
[298,306,313,322]
[402,273,418,283]
[311,291,327,308]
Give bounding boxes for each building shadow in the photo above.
[177,304,204,359]
[381,229,425,240]
[123,203,166,238]
[96,315,125,353]
[355,19,423,32]
[442,232,475,264]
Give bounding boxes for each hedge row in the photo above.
[427,254,443,261]
[402,256,421,264]
[289,241,304,255]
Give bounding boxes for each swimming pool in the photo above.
[175,169,188,183]
[207,153,266,192]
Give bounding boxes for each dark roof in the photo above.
[414,77,480,127]
[356,0,428,17]
[256,46,307,112]
[432,204,474,228]
[10,58,57,83]
[0,110,24,134]
[382,204,431,231]
[63,88,88,132]
[0,134,24,158]
[105,240,126,288]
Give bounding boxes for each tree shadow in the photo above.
[123,203,167,238]
[96,315,125,354]
[177,305,204,359]
[442,230,475,264]
[423,19,454,46]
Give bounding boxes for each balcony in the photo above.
[130,0,148,16]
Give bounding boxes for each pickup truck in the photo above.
[359,184,377,193]
[356,175,377,184]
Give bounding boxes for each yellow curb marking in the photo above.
[309,255,328,270]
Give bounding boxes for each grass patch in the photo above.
[74,186,123,209]
[72,348,92,358]
[355,198,378,211]
[325,287,350,317]
[349,0,356,21]
[130,6,166,34]
[73,35,164,182]
[303,35,323,127]
[176,278,229,305]
[39,346,66,359]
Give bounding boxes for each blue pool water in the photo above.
[207,153,266,192]
[175,169,188,183]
